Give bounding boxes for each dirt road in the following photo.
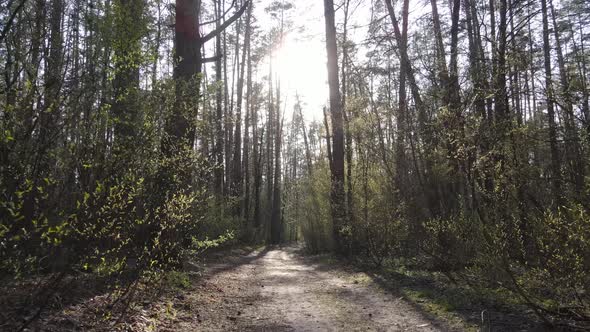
[164,246,455,331]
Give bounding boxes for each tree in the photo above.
[323,0,346,253]
[167,0,250,154]
[112,0,145,164]
[541,0,563,203]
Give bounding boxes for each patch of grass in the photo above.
[164,300,177,319]
[403,289,455,312]
[372,260,548,331]
[401,288,479,331]
[316,254,338,266]
[165,271,191,290]
[346,273,372,284]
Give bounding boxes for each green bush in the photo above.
[0,151,227,281]
[422,213,481,271]
[523,204,590,318]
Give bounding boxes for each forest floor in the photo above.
[158,245,456,332]
[7,245,550,331]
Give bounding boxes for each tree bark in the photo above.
[323,0,346,253]
[549,0,584,193]
[167,0,249,159]
[232,2,252,210]
[541,0,562,204]
[270,87,283,244]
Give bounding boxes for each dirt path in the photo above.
[164,246,456,331]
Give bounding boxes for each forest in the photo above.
[1,0,589,330]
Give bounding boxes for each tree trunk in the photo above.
[242,3,254,223]
[494,0,509,121]
[396,0,410,193]
[323,0,346,253]
[341,0,354,228]
[233,3,252,212]
[168,0,248,168]
[215,0,225,195]
[169,0,202,150]
[270,87,283,244]
[549,0,584,194]
[265,61,274,237]
[541,0,562,204]
[112,0,144,163]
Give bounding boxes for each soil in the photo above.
[159,245,456,331]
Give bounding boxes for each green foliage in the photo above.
[298,162,333,253]
[0,178,62,277]
[422,213,481,271]
[165,270,191,289]
[522,204,590,316]
[0,75,229,282]
[198,199,240,243]
[0,159,209,279]
[363,178,408,266]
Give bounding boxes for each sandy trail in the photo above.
[168,246,453,331]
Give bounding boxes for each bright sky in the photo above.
[273,36,328,122]
[253,0,328,122]
[256,0,431,123]
[254,0,377,122]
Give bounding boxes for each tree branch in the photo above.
[199,0,237,26]
[0,0,28,44]
[201,0,250,44]
[203,54,222,63]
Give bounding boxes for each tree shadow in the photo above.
[361,267,561,332]
[195,245,271,278]
[290,249,555,331]
[0,270,143,331]
[0,246,271,331]
[289,252,458,331]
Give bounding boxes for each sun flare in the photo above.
[271,35,328,122]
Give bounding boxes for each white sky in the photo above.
[252,0,329,122]
[251,0,386,122]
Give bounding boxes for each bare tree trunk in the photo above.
[233,2,252,215]
[323,107,333,173]
[242,3,254,223]
[253,126,263,229]
[270,87,283,244]
[215,0,225,195]
[341,0,354,228]
[323,0,346,252]
[573,15,590,142]
[265,60,274,237]
[396,0,410,193]
[541,0,562,204]
[494,0,509,121]
[430,0,450,92]
[169,0,202,150]
[169,0,249,190]
[152,0,162,87]
[39,0,64,164]
[464,0,486,119]
[549,0,584,194]
[223,5,232,195]
[297,103,313,176]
